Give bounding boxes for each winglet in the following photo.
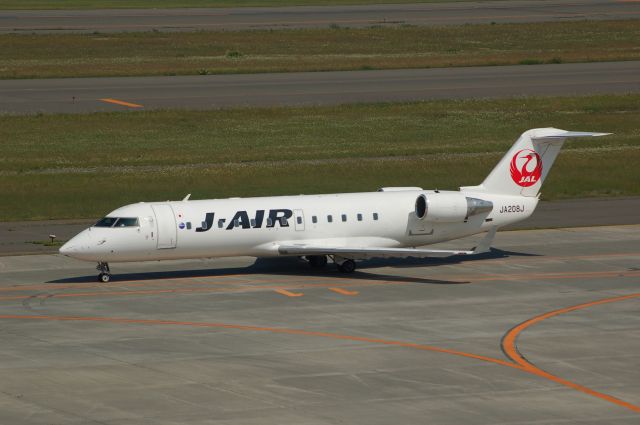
[472,226,497,254]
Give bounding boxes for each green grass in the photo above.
[29,240,67,247]
[0,0,489,10]
[2,20,638,79]
[1,94,639,221]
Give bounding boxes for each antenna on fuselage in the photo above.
[182,194,191,201]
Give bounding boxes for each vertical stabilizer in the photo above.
[462,128,609,197]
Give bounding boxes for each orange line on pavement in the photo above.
[99,98,143,108]
[274,289,303,297]
[502,293,640,413]
[0,314,516,369]
[330,287,359,296]
[1,293,640,411]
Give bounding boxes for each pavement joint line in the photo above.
[1,292,639,412]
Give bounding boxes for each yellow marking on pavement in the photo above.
[100,98,143,108]
[329,288,359,296]
[274,289,303,297]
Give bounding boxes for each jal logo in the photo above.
[510,149,542,187]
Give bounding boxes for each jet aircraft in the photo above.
[60,128,608,282]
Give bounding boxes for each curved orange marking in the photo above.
[502,293,640,413]
[0,314,516,369]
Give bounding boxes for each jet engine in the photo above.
[415,193,493,222]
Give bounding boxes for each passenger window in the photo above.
[234,219,240,228]
[250,218,256,227]
[327,215,333,223]
[186,222,192,230]
[312,216,317,224]
[296,216,302,225]
[218,219,225,229]
[373,213,379,221]
[280,217,288,226]
[266,218,273,227]
[341,214,347,222]
[357,213,363,221]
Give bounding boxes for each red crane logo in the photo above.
[510,149,542,187]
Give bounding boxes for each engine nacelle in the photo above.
[415,193,493,222]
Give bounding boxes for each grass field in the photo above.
[0,0,482,9]
[1,95,639,221]
[2,20,639,79]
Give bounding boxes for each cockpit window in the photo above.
[94,217,118,227]
[114,217,139,227]
[94,217,139,228]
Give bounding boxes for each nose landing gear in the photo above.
[96,262,111,283]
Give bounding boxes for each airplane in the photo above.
[60,128,609,282]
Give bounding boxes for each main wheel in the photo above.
[337,259,356,273]
[308,255,328,268]
[98,273,111,283]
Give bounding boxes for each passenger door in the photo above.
[151,204,177,249]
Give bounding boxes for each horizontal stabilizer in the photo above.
[532,131,611,142]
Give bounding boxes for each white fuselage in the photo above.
[60,189,537,263]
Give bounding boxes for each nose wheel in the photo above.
[96,262,111,283]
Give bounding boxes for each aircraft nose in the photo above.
[58,241,72,255]
[59,230,92,257]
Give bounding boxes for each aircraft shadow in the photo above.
[49,248,536,286]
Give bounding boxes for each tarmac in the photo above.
[0,224,638,424]
[1,0,639,33]
[1,61,639,115]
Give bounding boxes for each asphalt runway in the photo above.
[0,224,638,424]
[1,61,639,115]
[1,0,639,33]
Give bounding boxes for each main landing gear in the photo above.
[336,259,356,273]
[307,255,328,269]
[306,255,356,273]
[96,262,111,283]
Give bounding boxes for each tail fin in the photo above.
[462,128,610,197]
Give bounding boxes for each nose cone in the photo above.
[59,241,72,255]
[59,229,92,258]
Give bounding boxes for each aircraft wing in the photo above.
[278,245,473,259]
[278,228,497,259]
